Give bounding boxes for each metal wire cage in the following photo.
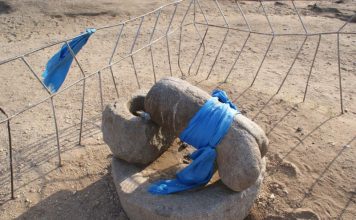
[0,0,355,201]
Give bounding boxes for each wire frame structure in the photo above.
[0,0,355,200]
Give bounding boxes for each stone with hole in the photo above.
[102,90,175,165]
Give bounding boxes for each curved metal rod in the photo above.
[130,16,145,89]
[178,0,194,77]
[0,107,14,199]
[206,0,230,80]
[337,33,344,114]
[149,9,163,83]
[224,32,251,82]
[276,35,308,94]
[166,4,179,77]
[303,34,321,102]
[109,24,125,99]
[250,36,274,86]
[188,0,209,76]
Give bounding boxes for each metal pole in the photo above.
[0,107,14,199]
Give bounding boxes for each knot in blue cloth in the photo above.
[148,89,239,194]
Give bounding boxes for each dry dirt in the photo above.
[0,0,355,219]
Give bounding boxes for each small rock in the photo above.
[25,198,31,203]
[274,1,285,6]
[182,159,190,164]
[270,194,275,199]
[296,127,303,132]
[282,189,288,195]
[344,145,350,148]
[328,142,336,146]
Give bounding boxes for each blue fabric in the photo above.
[42,28,96,93]
[149,89,240,194]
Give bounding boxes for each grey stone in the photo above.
[144,77,210,135]
[145,77,268,191]
[111,149,266,220]
[102,90,174,165]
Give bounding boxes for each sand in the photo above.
[0,0,355,219]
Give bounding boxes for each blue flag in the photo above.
[149,90,239,194]
[42,28,96,93]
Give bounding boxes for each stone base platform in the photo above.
[111,148,266,220]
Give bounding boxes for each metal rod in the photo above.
[224,32,251,82]
[190,28,208,76]
[50,98,62,166]
[192,22,356,37]
[291,0,308,34]
[149,9,162,83]
[109,24,125,64]
[130,56,141,89]
[98,71,104,111]
[191,0,209,76]
[276,36,308,94]
[166,4,178,77]
[338,13,356,32]
[337,33,344,114]
[206,0,230,80]
[109,24,125,99]
[259,0,274,34]
[21,57,51,94]
[235,0,251,31]
[0,107,14,199]
[130,17,145,54]
[130,17,145,88]
[303,34,321,102]
[65,41,86,145]
[250,36,274,86]
[188,22,207,75]
[206,31,231,79]
[178,0,194,77]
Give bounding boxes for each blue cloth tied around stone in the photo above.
[42,28,96,93]
[148,89,239,194]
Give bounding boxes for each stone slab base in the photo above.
[111,148,266,220]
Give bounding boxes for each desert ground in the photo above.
[0,0,355,219]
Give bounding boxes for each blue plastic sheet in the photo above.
[42,28,96,93]
[149,89,239,194]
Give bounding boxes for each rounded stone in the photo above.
[102,90,175,165]
[111,148,266,220]
[145,77,268,191]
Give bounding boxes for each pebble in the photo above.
[270,194,275,199]
[344,145,350,148]
[25,198,31,203]
[328,142,336,146]
[296,127,303,132]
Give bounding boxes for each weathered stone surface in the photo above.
[111,149,266,220]
[145,77,210,134]
[145,77,268,191]
[102,90,174,165]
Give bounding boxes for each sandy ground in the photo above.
[0,0,355,219]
